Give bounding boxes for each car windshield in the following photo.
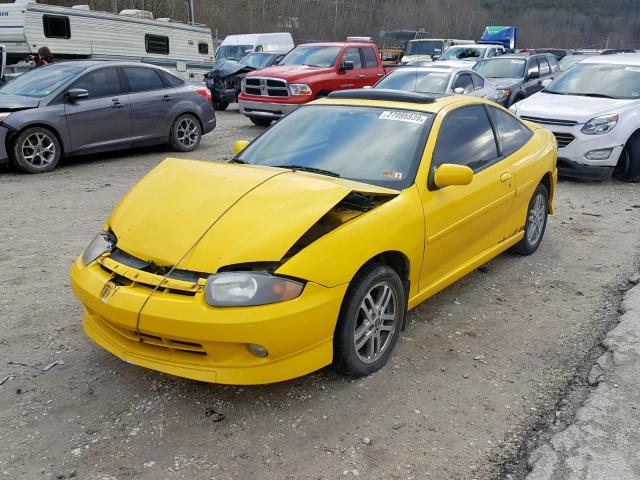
[0,64,85,98]
[439,46,484,61]
[544,63,640,99]
[239,53,275,68]
[405,41,444,56]
[474,58,526,78]
[279,46,341,67]
[236,105,433,189]
[217,45,253,62]
[375,69,451,93]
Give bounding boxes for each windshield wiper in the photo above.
[274,164,340,177]
[577,92,619,99]
[542,90,570,95]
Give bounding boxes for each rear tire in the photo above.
[170,114,201,152]
[334,264,405,377]
[10,126,61,173]
[511,183,549,256]
[613,135,640,183]
[249,116,272,127]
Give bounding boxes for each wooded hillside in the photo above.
[38,0,640,49]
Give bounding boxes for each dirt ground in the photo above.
[1,106,640,480]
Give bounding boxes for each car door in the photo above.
[360,46,384,86]
[418,104,515,290]
[337,47,366,89]
[63,66,133,152]
[487,106,537,239]
[531,57,552,94]
[451,73,474,94]
[123,66,175,142]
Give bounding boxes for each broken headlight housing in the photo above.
[81,231,115,266]
[205,272,304,307]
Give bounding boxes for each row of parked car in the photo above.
[210,37,638,183]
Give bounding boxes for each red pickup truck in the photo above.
[238,40,387,126]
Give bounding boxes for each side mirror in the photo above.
[432,55,440,61]
[434,164,473,188]
[66,88,89,101]
[233,140,250,155]
[453,87,465,94]
[528,70,540,79]
[339,60,354,71]
[541,78,553,88]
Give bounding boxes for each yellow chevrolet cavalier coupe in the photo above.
[71,89,557,385]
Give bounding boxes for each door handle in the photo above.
[162,94,172,101]
[500,172,512,183]
[111,98,123,108]
[357,74,366,78]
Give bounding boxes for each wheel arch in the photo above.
[6,122,66,157]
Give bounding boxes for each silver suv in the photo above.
[0,61,216,173]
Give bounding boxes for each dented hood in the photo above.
[109,158,398,274]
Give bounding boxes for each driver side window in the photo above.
[432,105,498,173]
[452,73,474,94]
[342,48,363,69]
[70,67,123,99]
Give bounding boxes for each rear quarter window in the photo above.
[488,107,533,157]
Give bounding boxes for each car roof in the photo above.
[390,66,470,74]
[312,88,489,114]
[299,42,374,48]
[44,60,172,69]
[580,53,640,66]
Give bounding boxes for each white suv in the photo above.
[510,54,640,182]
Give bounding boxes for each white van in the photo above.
[401,38,475,64]
[215,33,294,62]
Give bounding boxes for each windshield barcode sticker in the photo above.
[379,111,428,124]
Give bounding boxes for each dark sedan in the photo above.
[0,61,216,173]
[473,53,560,107]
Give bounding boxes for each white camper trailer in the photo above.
[0,0,214,81]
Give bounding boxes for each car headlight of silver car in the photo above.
[205,272,304,307]
[581,113,618,135]
[289,83,313,96]
[81,231,116,266]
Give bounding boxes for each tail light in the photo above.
[196,87,212,103]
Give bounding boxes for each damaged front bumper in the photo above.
[70,256,347,385]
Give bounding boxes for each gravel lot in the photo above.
[1,106,639,480]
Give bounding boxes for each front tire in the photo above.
[170,114,202,152]
[334,264,405,377]
[249,116,272,127]
[213,100,229,111]
[613,134,640,183]
[10,126,61,173]
[511,183,549,256]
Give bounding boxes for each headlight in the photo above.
[289,83,312,96]
[81,231,115,266]
[581,113,618,135]
[0,112,11,123]
[205,272,304,307]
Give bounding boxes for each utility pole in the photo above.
[333,0,338,40]
[112,0,117,13]
[187,0,195,25]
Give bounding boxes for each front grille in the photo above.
[244,77,289,97]
[521,115,578,127]
[100,318,207,356]
[552,132,576,149]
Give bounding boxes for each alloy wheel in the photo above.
[21,132,56,169]
[354,282,398,364]
[526,192,547,245]
[176,118,199,147]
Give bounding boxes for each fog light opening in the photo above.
[585,148,613,160]
[247,343,269,358]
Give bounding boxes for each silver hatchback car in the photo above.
[0,61,216,173]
